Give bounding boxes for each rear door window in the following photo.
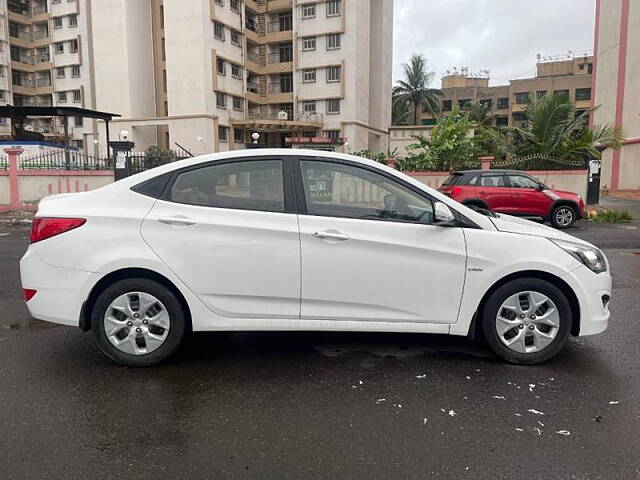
[479,175,506,187]
[442,173,465,185]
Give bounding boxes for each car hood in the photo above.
[489,213,591,245]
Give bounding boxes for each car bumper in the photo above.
[562,265,611,336]
[20,247,100,327]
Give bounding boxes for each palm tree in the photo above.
[393,54,443,125]
[509,93,623,161]
[467,100,494,127]
[391,92,410,125]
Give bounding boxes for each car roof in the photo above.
[453,169,532,175]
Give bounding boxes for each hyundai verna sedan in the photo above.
[20,150,611,366]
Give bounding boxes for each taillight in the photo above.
[451,186,462,196]
[23,289,37,302]
[30,217,86,244]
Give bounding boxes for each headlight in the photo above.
[551,239,607,273]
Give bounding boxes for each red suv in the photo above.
[438,170,585,228]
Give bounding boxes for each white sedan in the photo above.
[20,149,611,366]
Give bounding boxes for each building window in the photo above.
[326,98,340,114]
[216,91,226,108]
[536,90,547,99]
[458,98,471,109]
[479,98,492,108]
[231,63,241,78]
[0,91,5,101]
[75,116,83,127]
[230,0,240,13]
[303,100,316,113]
[553,89,570,99]
[496,116,508,126]
[512,112,526,122]
[302,37,316,51]
[214,0,224,5]
[303,69,316,83]
[325,129,340,140]
[214,22,225,41]
[71,65,80,77]
[421,118,436,126]
[68,14,77,27]
[234,129,244,144]
[230,30,241,46]
[56,67,65,78]
[53,17,63,29]
[73,90,81,102]
[326,33,341,50]
[497,97,509,109]
[302,4,316,18]
[218,125,228,142]
[58,91,67,103]
[587,63,593,74]
[216,57,226,75]
[0,66,4,78]
[326,65,341,83]
[514,92,529,104]
[441,99,452,111]
[232,96,243,110]
[326,0,341,16]
[54,42,64,54]
[69,39,78,53]
[575,88,591,101]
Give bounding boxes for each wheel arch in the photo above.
[549,199,580,219]
[462,198,490,209]
[469,270,581,339]
[79,267,192,332]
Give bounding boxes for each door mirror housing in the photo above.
[434,202,457,225]
[537,183,546,191]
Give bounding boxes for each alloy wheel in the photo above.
[104,292,170,355]
[495,291,560,354]
[555,207,574,226]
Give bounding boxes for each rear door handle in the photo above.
[312,231,349,241]
[158,217,197,226]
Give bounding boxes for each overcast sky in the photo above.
[392,0,596,87]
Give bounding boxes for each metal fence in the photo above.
[18,151,112,170]
[491,154,587,171]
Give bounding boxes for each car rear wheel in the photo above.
[91,278,187,367]
[551,205,577,229]
[481,278,572,364]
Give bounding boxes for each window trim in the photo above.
[292,157,472,227]
[160,156,297,214]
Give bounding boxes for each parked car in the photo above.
[438,170,585,228]
[20,150,610,366]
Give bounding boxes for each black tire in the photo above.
[91,278,187,367]
[550,204,577,229]
[481,278,572,365]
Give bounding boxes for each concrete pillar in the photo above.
[4,147,23,211]
[478,156,494,170]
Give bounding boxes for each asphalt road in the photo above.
[1,217,639,480]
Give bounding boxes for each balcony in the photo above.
[229,111,323,131]
[247,51,263,66]
[268,82,292,94]
[268,51,292,64]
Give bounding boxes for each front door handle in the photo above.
[312,230,350,241]
[158,217,197,226]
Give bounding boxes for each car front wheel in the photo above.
[551,205,577,229]
[481,278,572,364]
[91,278,187,367]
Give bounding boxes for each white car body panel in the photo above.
[19,149,611,341]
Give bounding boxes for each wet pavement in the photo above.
[1,221,639,480]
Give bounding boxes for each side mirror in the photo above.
[537,183,546,191]
[434,202,456,225]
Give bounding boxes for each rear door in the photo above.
[476,173,515,213]
[295,158,467,324]
[141,157,301,319]
[506,174,551,216]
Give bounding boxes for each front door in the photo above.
[141,158,300,319]
[506,174,551,216]
[295,159,467,324]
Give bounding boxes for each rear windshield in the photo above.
[442,173,465,186]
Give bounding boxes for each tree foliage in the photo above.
[392,54,443,125]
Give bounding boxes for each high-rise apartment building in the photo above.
[0,0,96,149]
[420,55,593,129]
[90,0,393,156]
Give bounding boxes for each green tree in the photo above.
[393,54,443,125]
[404,108,477,171]
[145,145,177,168]
[467,100,494,127]
[509,93,623,161]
